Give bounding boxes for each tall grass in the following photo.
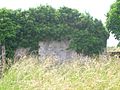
[0,56,120,90]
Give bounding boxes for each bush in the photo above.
[0,6,109,58]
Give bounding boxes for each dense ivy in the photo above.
[0,5,109,58]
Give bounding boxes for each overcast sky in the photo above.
[0,0,119,47]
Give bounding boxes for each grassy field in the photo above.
[0,56,120,90]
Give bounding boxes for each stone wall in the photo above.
[38,41,77,61]
[14,48,30,62]
[14,41,77,61]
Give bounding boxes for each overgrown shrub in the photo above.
[0,5,109,58]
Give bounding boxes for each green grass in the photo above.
[0,56,120,90]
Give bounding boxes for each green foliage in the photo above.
[0,5,109,58]
[0,8,19,44]
[70,30,103,55]
[106,0,120,41]
[117,42,120,47]
[70,14,109,56]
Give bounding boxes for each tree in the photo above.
[106,0,120,41]
[69,13,109,56]
[3,5,109,58]
[0,8,19,64]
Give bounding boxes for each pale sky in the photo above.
[0,0,119,47]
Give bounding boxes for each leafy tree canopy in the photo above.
[0,5,109,58]
[106,0,120,43]
[0,8,19,44]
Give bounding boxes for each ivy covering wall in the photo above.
[0,5,109,59]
